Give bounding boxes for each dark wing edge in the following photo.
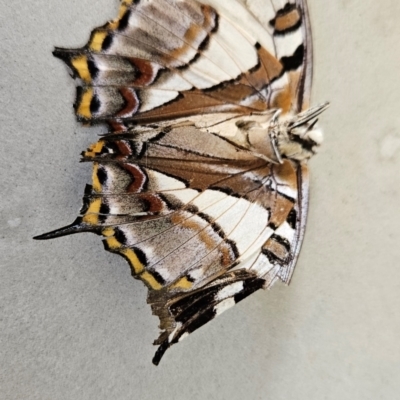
[278,162,309,284]
[295,0,313,112]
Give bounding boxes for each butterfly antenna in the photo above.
[289,102,330,130]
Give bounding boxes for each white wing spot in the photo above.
[215,298,236,315]
[216,281,244,301]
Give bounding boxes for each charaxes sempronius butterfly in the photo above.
[35,0,328,365]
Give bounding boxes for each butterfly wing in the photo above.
[53,0,312,128]
[38,124,308,364]
[37,0,314,364]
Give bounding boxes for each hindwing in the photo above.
[38,123,309,364]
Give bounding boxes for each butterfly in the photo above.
[34,0,328,365]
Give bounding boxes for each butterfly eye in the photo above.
[236,120,256,130]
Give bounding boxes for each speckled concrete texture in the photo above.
[1,1,399,399]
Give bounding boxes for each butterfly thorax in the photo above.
[201,102,329,164]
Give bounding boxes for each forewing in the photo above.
[54,0,312,128]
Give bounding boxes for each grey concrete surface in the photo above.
[1,1,399,399]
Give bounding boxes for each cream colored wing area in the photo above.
[199,0,276,55]
[239,0,312,112]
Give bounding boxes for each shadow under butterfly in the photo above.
[34,0,328,365]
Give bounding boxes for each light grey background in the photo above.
[1,0,399,399]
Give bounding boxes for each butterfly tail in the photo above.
[151,270,267,365]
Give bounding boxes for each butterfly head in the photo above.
[272,102,330,162]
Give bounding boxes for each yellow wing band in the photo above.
[71,55,91,83]
[82,198,102,225]
[77,87,94,119]
[89,31,108,52]
[171,277,193,290]
[103,230,162,290]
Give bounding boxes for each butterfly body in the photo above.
[35,0,327,365]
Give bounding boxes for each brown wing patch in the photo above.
[244,46,283,89]
[123,90,250,123]
[270,4,302,34]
